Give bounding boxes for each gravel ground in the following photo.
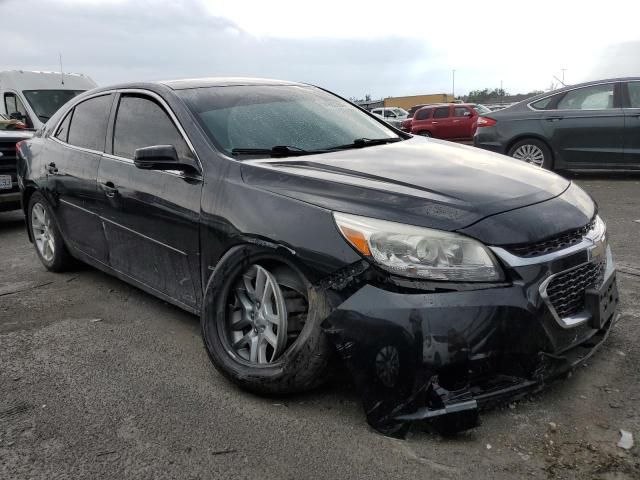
[1,176,639,479]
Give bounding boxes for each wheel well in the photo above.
[22,186,37,242]
[506,136,555,164]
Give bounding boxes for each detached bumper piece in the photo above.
[322,262,619,438]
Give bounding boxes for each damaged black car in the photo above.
[17,78,619,437]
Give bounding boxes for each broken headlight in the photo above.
[333,212,503,282]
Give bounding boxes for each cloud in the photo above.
[1,0,435,98]
[2,0,639,98]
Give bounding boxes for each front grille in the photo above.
[507,219,596,258]
[546,261,603,318]
[0,140,18,178]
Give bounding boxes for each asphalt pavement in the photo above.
[1,176,639,479]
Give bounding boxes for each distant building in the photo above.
[355,93,455,111]
[384,93,454,110]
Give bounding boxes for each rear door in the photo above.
[96,92,203,308]
[622,80,640,168]
[451,106,475,139]
[411,107,432,134]
[540,82,625,168]
[431,106,453,139]
[47,94,113,262]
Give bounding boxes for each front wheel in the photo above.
[27,192,73,272]
[508,139,553,169]
[417,131,431,137]
[201,246,332,394]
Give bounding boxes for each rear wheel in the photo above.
[417,131,431,137]
[27,192,73,272]
[201,246,331,394]
[508,138,553,169]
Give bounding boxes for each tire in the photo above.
[27,191,73,272]
[508,138,553,169]
[417,131,431,137]
[201,245,332,395]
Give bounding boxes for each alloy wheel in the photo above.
[31,202,55,262]
[227,265,288,364]
[512,144,545,167]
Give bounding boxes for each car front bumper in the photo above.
[321,236,618,437]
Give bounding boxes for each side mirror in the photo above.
[9,112,24,121]
[463,111,472,117]
[133,145,197,173]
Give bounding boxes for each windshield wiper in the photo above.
[327,137,403,151]
[231,145,319,157]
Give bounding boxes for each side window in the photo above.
[113,95,191,160]
[384,110,396,118]
[433,107,449,119]
[67,94,112,151]
[415,109,431,120]
[557,84,615,110]
[55,110,73,142]
[628,82,640,108]
[372,109,380,114]
[4,93,32,127]
[454,107,470,117]
[530,95,556,110]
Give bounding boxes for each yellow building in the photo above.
[384,93,454,110]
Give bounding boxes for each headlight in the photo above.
[333,212,503,282]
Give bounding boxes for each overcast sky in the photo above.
[2,0,640,99]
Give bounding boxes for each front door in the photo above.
[97,92,203,308]
[541,82,625,168]
[46,93,113,262]
[623,80,640,168]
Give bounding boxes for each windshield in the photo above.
[22,89,85,122]
[392,108,408,116]
[177,85,399,156]
[473,104,491,115]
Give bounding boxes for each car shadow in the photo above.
[0,211,25,232]
[560,170,640,180]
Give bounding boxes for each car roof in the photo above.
[159,77,307,90]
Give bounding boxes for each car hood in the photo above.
[240,137,570,233]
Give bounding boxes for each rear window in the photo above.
[67,94,112,151]
[414,108,431,120]
[530,96,555,110]
[433,107,449,118]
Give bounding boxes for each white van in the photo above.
[0,70,97,130]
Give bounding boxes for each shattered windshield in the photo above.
[178,85,399,156]
[22,89,85,122]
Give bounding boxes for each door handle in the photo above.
[47,162,58,174]
[546,116,563,122]
[100,181,118,198]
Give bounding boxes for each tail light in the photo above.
[477,117,497,128]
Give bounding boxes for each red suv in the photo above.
[406,103,480,142]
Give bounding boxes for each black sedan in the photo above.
[17,78,619,436]
[474,77,640,171]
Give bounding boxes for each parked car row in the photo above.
[16,76,619,436]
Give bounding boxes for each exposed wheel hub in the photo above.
[31,202,55,262]
[227,264,288,364]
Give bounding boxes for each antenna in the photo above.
[59,53,65,86]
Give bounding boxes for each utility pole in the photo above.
[452,69,456,100]
[561,68,567,85]
[500,80,504,104]
[59,53,65,86]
